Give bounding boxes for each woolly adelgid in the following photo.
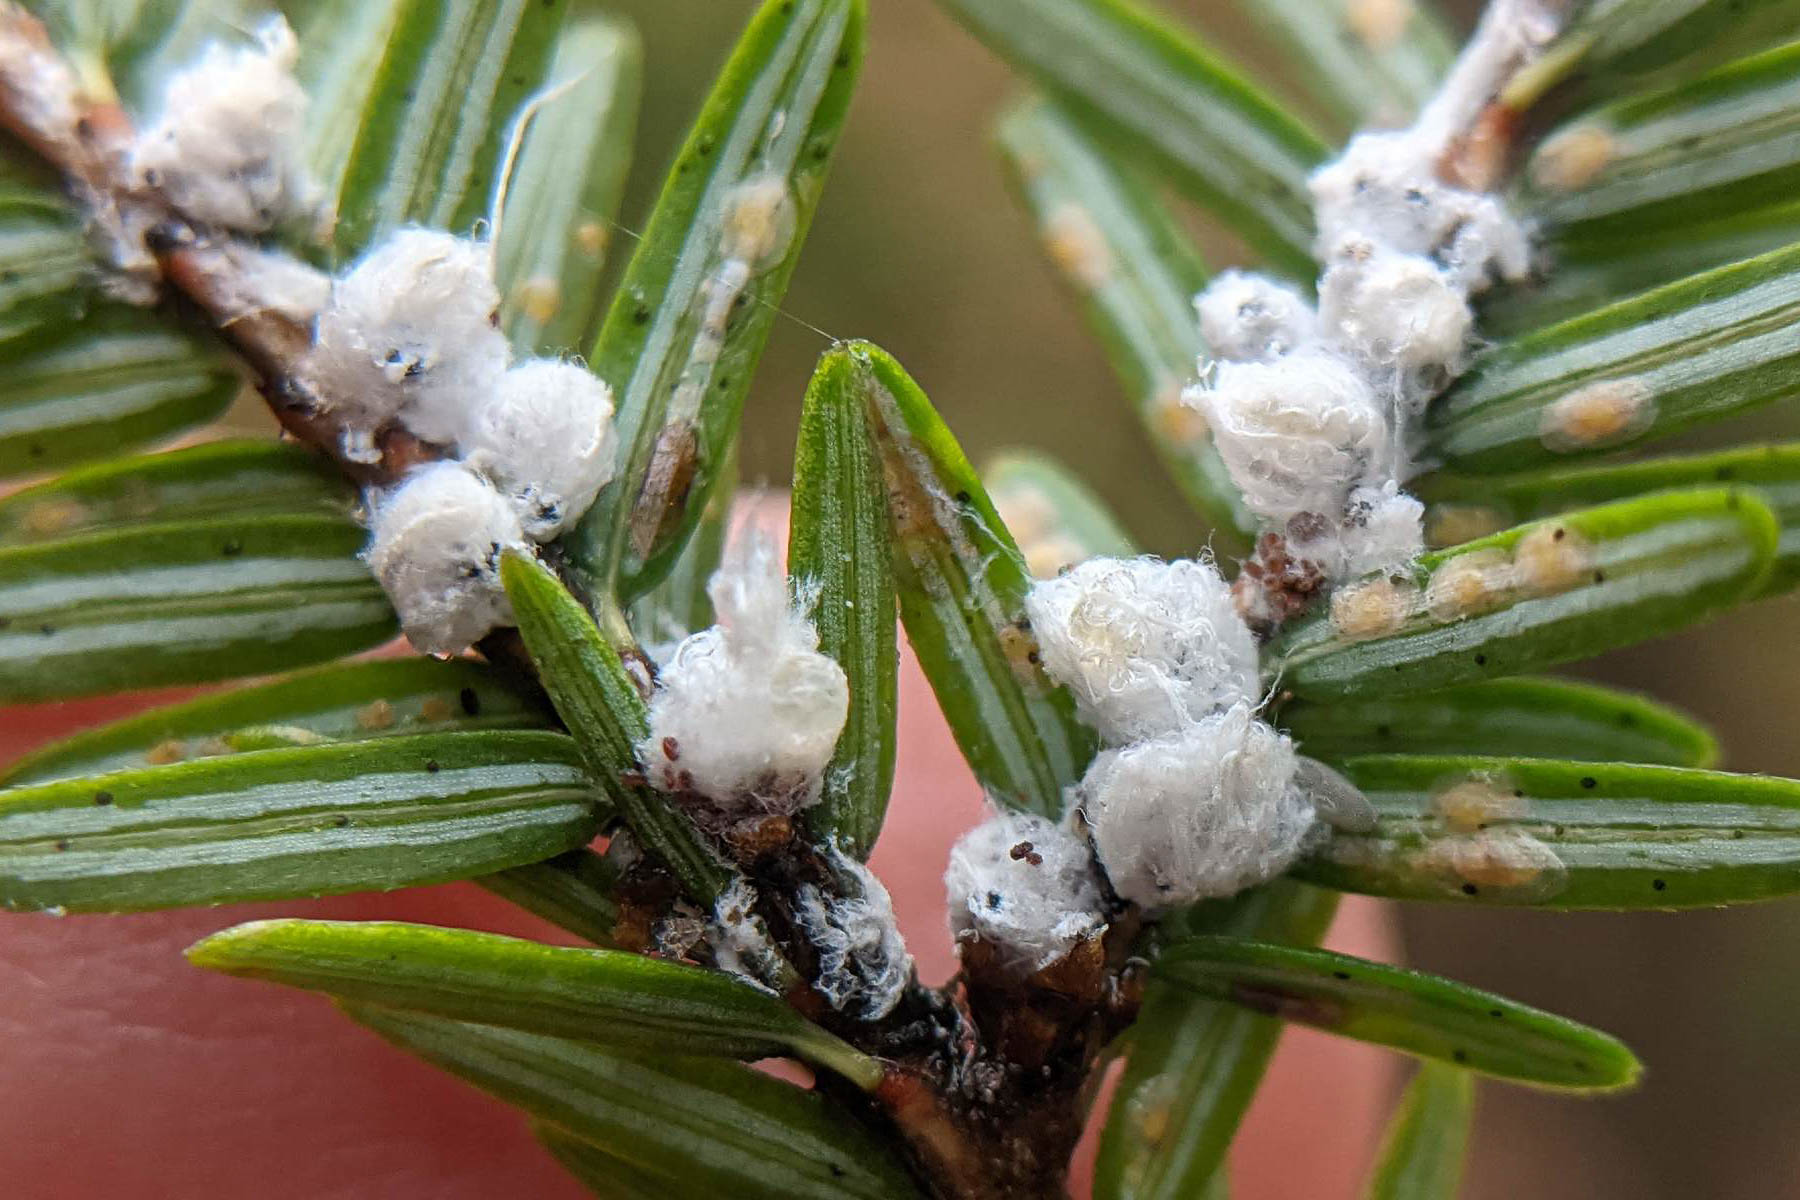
[2,0,1799,1197]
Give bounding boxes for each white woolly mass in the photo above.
[363,462,526,655]
[943,810,1105,972]
[1194,270,1317,362]
[1287,482,1427,580]
[1024,556,1258,745]
[707,877,782,994]
[209,243,331,325]
[638,536,849,812]
[1185,349,1392,525]
[130,16,315,232]
[1337,484,1426,578]
[1080,705,1315,909]
[1318,241,1473,374]
[305,229,508,457]
[1308,132,1530,293]
[463,359,618,539]
[1175,4,1549,595]
[794,852,912,1019]
[1435,197,1535,294]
